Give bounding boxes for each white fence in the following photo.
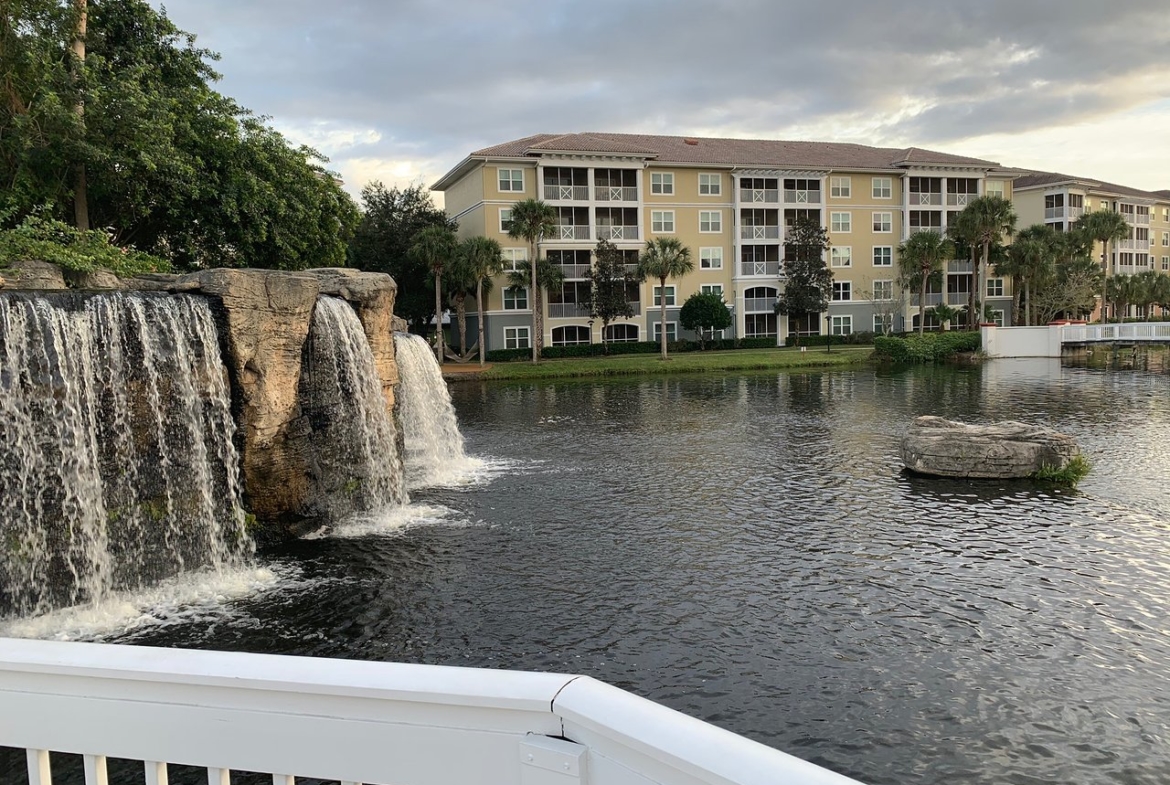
[0,638,861,785]
[1062,322,1170,343]
[982,322,1170,357]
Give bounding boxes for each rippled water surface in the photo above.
[24,359,1170,785]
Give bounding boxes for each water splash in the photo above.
[0,292,251,619]
[393,332,484,488]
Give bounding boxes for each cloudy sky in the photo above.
[152,0,1170,203]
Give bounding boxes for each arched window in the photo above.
[743,286,778,312]
[552,325,591,346]
[603,324,639,343]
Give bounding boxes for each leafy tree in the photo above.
[1031,257,1103,324]
[348,182,455,332]
[507,256,566,350]
[776,217,832,344]
[1076,209,1130,322]
[947,210,981,327]
[679,291,732,349]
[1138,270,1170,318]
[456,236,504,367]
[956,196,1016,328]
[898,230,954,336]
[638,237,694,360]
[506,198,556,362]
[409,225,458,363]
[999,224,1057,326]
[584,239,642,352]
[0,209,168,275]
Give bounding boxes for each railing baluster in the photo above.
[271,776,295,785]
[83,755,108,785]
[207,768,230,785]
[145,761,169,785]
[27,749,52,785]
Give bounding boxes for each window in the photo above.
[699,247,723,269]
[984,181,1004,198]
[499,208,513,233]
[830,247,852,268]
[651,210,675,233]
[652,322,678,342]
[873,279,894,301]
[830,176,851,198]
[651,172,674,195]
[1163,231,1168,247]
[872,212,892,233]
[873,246,893,266]
[986,278,1004,297]
[503,286,529,310]
[699,211,722,233]
[1101,200,1109,211]
[501,248,527,272]
[701,284,724,299]
[552,325,590,346]
[990,309,1005,327]
[652,286,676,306]
[498,168,523,192]
[830,315,852,335]
[503,327,530,349]
[872,177,892,199]
[832,281,851,301]
[1163,208,1169,222]
[699,173,721,195]
[1162,256,1169,271]
[604,324,639,343]
[831,212,851,232]
[873,314,892,333]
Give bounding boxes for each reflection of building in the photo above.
[432,132,1018,350]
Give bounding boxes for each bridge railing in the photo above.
[1062,323,1170,343]
[0,638,862,785]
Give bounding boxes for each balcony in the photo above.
[911,292,944,306]
[905,226,944,240]
[740,261,781,277]
[1118,239,1151,251]
[544,184,589,201]
[783,189,820,204]
[947,193,973,207]
[548,302,590,318]
[947,291,970,306]
[947,259,974,274]
[551,224,590,241]
[594,185,638,202]
[1069,206,1084,220]
[1044,206,1066,220]
[910,193,943,206]
[596,225,640,241]
[743,295,778,312]
[552,264,591,279]
[627,300,642,316]
[740,226,781,240]
[740,188,780,204]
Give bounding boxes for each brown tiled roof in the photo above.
[1014,170,1166,201]
[1155,189,1170,200]
[468,132,1001,169]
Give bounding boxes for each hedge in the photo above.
[484,337,783,363]
[873,331,981,363]
[784,332,876,347]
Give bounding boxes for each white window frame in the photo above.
[987,278,1005,297]
[700,284,724,299]
[1162,231,1168,247]
[652,322,678,342]
[499,207,513,234]
[652,285,677,307]
[503,326,530,349]
[990,309,1005,327]
[699,247,723,270]
[698,173,722,196]
[830,247,852,268]
[831,211,851,233]
[552,325,591,347]
[873,314,892,333]
[872,177,892,199]
[651,172,674,195]
[830,176,851,199]
[503,286,529,311]
[699,210,722,233]
[984,181,1004,198]
[1163,256,1169,271]
[830,315,852,335]
[501,248,527,272]
[873,279,894,301]
[873,246,893,267]
[498,168,524,192]
[651,210,675,233]
[872,212,893,233]
[832,281,852,302]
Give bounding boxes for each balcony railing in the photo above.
[627,300,642,316]
[544,184,589,201]
[1122,213,1151,225]
[783,189,821,204]
[594,185,639,202]
[1044,206,1066,220]
[947,193,973,207]
[947,259,974,274]
[911,292,944,306]
[743,296,778,312]
[740,261,781,277]
[548,302,590,318]
[905,226,944,240]
[596,225,640,241]
[740,226,781,240]
[552,225,590,240]
[947,291,970,305]
[1069,207,1084,220]
[1118,239,1151,251]
[553,264,591,279]
[740,188,780,204]
[910,193,943,206]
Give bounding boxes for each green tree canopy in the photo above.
[585,239,643,351]
[638,237,694,360]
[679,291,732,350]
[898,230,954,336]
[506,198,556,362]
[1076,209,1130,322]
[777,217,832,319]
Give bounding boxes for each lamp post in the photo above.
[588,319,595,356]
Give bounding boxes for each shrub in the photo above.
[785,332,875,348]
[0,211,170,277]
[1033,454,1091,488]
[873,331,981,363]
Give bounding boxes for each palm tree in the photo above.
[638,238,694,360]
[1133,270,1168,320]
[458,236,505,367]
[1000,225,1057,326]
[508,258,566,350]
[1077,210,1130,323]
[947,210,981,328]
[898,231,954,336]
[959,196,1016,327]
[409,225,458,363]
[506,199,557,362]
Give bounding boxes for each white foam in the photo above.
[325,502,469,538]
[406,454,517,490]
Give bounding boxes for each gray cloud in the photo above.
[152,0,1170,189]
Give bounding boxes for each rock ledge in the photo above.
[901,416,1080,479]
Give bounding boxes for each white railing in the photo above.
[554,225,590,240]
[911,193,943,205]
[740,261,781,277]
[0,639,862,785]
[743,296,778,312]
[1068,206,1084,220]
[783,190,820,204]
[947,259,974,274]
[596,225,640,241]
[947,291,969,305]
[1117,239,1151,251]
[740,226,781,240]
[1062,322,1170,343]
[910,293,944,306]
[545,184,589,201]
[740,188,780,203]
[554,264,591,279]
[627,300,642,316]
[594,186,638,202]
[1044,206,1065,220]
[947,193,972,207]
[548,302,590,318]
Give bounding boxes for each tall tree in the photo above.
[409,225,458,363]
[999,224,1057,326]
[1076,210,1130,323]
[679,291,732,350]
[457,236,504,367]
[585,239,643,352]
[957,196,1016,329]
[506,198,556,363]
[508,256,565,358]
[349,182,455,331]
[776,217,832,344]
[898,230,954,336]
[638,237,694,360]
[947,210,981,328]
[71,0,88,230]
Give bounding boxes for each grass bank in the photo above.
[477,346,872,381]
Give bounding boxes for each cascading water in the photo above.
[393,332,480,488]
[0,292,251,619]
[301,297,406,519]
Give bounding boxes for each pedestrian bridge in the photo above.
[982,322,1170,358]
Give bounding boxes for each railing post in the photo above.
[27,749,51,785]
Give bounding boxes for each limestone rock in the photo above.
[391,315,409,333]
[6,259,67,290]
[65,268,124,290]
[127,273,202,293]
[901,416,1080,479]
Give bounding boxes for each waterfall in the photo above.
[301,297,405,519]
[393,332,478,488]
[0,292,251,619]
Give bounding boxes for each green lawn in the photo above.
[479,346,873,381]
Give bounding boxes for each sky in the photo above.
[151,0,1170,205]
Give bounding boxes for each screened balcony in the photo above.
[740,177,780,204]
[551,207,590,240]
[595,207,640,241]
[740,208,780,240]
[594,168,639,202]
[543,167,588,201]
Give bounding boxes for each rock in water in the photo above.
[900,416,1080,479]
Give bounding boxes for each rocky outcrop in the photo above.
[901,416,1080,479]
[65,268,124,290]
[5,259,67,290]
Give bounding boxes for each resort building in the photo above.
[431,132,1020,351]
